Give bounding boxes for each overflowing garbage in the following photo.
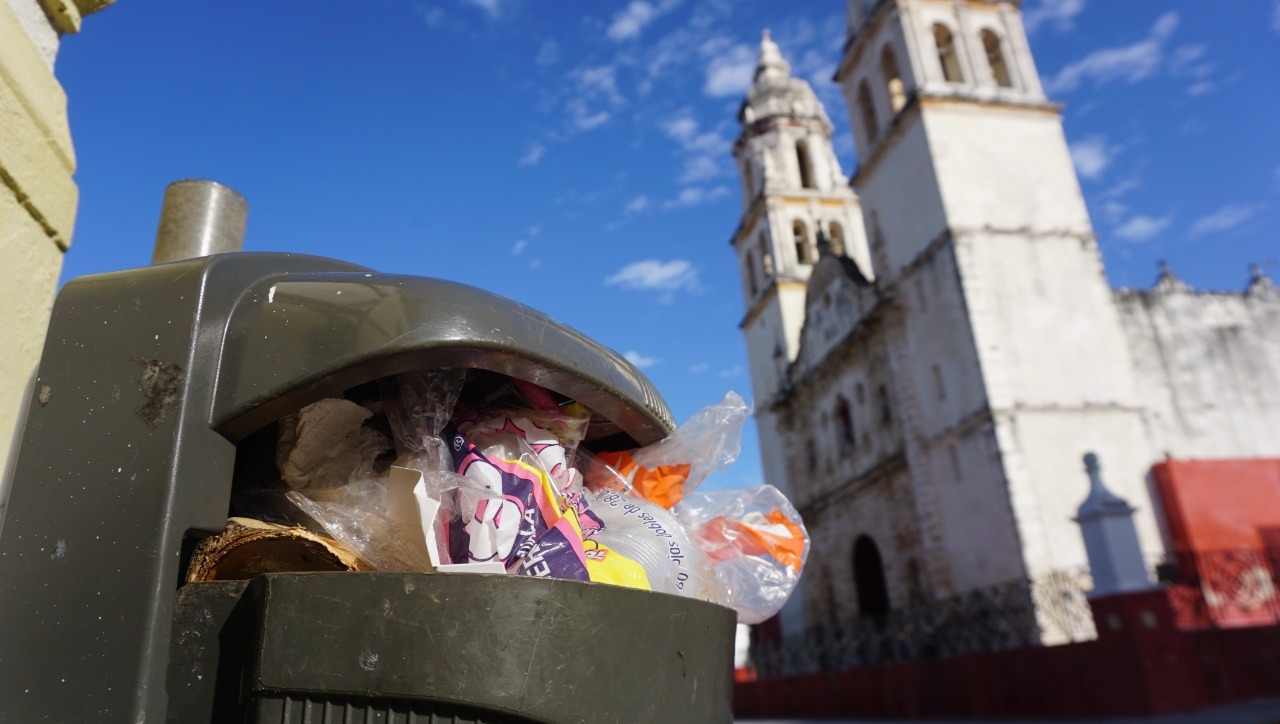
[204,370,808,624]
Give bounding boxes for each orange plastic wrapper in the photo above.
[592,450,693,508]
[699,509,806,574]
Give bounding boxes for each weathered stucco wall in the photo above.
[1117,275,1280,462]
[0,0,111,498]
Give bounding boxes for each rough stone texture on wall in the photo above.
[1116,269,1280,461]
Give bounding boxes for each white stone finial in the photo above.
[755,29,791,83]
[1075,452,1152,597]
[1247,264,1278,297]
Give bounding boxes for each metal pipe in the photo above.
[151,179,248,265]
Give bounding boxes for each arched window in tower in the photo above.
[932,24,964,83]
[981,29,1013,88]
[759,233,773,278]
[853,535,890,618]
[828,221,846,256]
[835,396,855,451]
[880,46,906,114]
[745,249,758,296]
[792,220,811,265]
[795,140,816,189]
[856,80,879,143]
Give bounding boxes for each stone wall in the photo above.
[1117,272,1280,465]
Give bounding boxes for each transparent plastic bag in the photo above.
[589,490,716,598]
[676,485,809,624]
[583,391,750,508]
[287,477,432,571]
[387,369,467,473]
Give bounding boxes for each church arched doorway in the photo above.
[853,535,890,618]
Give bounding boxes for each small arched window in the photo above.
[857,80,879,143]
[745,250,758,296]
[981,29,1012,88]
[835,396,855,451]
[759,234,774,278]
[877,384,892,425]
[853,535,890,618]
[880,46,906,114]
[933,24,964,83]
[795,140,816,189]
[828,222,846,256]
[793,220,811,265]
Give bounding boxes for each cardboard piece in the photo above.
[386,466,506,574]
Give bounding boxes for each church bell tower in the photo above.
[731,31,873,502]
[833,0,1161,585]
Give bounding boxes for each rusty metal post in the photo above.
[151,179,248,264]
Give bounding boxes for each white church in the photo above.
[730,0,1280,637]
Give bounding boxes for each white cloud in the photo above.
[573,108,610,130]
[1114,215,1171,242]
[624,195,650,214]
[576,65,624,105]
[536,40,559,66]
[1170,44,1206,73]
[1187,81,1214,97]
[1101,200,1128,224]
[511,239,528,255]
[462,0,500,18]
[608,2,657,41]
[519,142,545,166]
[661,113,731,184]
[679,156,721,184]
[1045,12,1179,94]
[604,259,700,292]
[415,5,444,27]
[623,350,660,368]
[563,65,623,132]
[663,186,729,208]
[719,365,744,379]
[690,362,710,373]
[1022,0,1086,34]
[1069,136,1120,180]
[703,41,756,97]
[1103,174,1141,199]
[1188,204,1264,238]
[527,225,541,236]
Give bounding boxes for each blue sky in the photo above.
[55,0,1279,491]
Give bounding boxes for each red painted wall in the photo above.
[1152,459,1280,627]
[1153,458,1280,552]
[735,590,1280,720]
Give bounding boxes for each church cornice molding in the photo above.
[795,451,908,521]
[728,194,765,248]
[733,116,832,152]
[852,92,1059,189]
[738,279,807,330]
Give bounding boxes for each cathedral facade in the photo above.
[730,0,1280,637]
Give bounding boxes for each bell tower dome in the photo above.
[730,32,872,549]
[732,31,872,409]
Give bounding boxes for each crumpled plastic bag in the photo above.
[584,391,750,508]
[676,485,809,624]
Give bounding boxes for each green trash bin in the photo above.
[0,253,735,723]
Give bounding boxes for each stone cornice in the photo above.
[797,451,908,520]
